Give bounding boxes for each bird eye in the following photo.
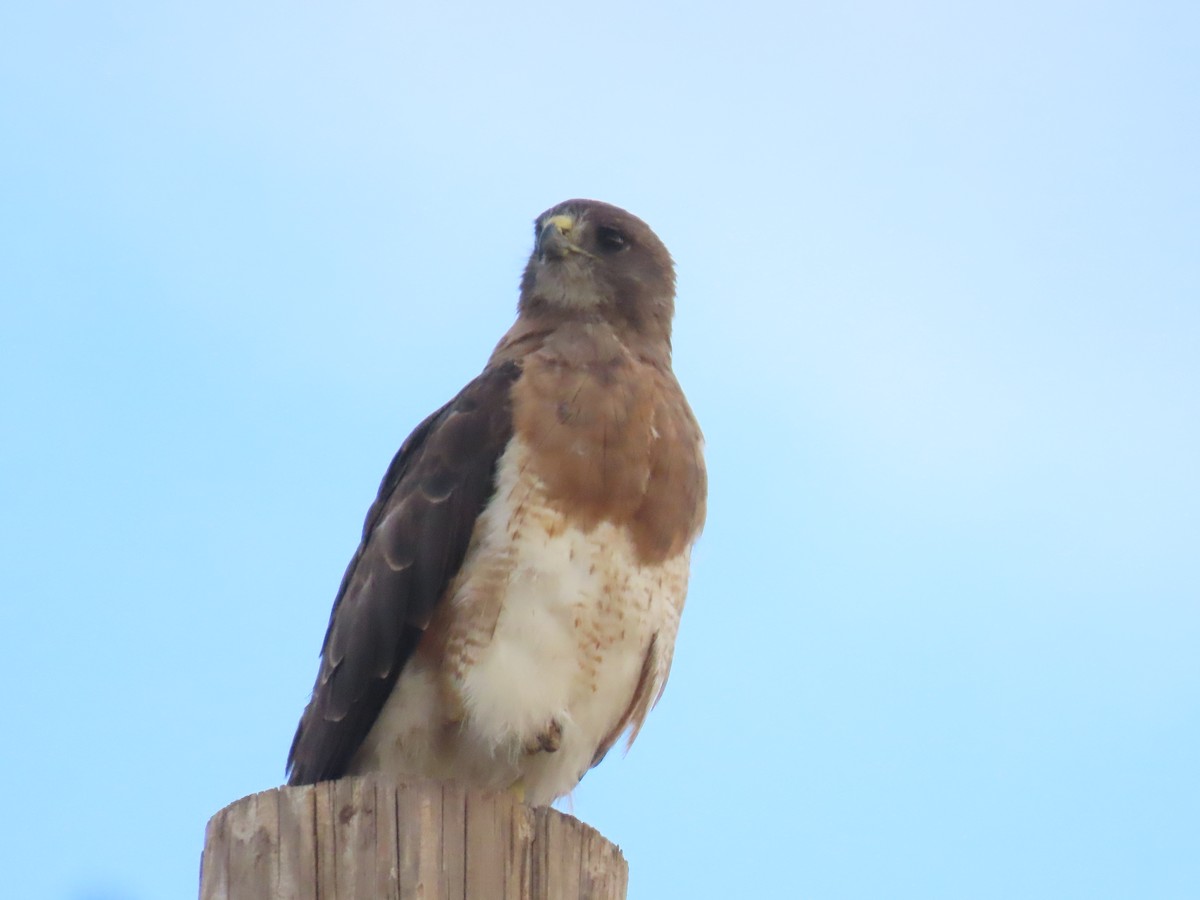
[595,226,628,253]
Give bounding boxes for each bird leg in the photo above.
[509,780,527,803]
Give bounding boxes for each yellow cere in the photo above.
[546,214,574,234]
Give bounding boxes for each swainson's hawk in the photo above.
[287,200,706,804]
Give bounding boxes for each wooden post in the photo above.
[199,777,629,899]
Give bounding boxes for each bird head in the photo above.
[518,200,676,344]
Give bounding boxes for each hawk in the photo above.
[287,200,706,805]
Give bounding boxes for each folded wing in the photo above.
[286,360,522,784]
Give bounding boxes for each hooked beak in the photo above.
[537,214,594,261]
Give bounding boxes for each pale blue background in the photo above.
[2,3,1198,898]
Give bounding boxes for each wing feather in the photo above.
[286,360,521,784]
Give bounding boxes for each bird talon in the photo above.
[526,718,563,754]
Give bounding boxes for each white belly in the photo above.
[347,438,689,804]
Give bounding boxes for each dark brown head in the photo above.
[518,200,676,344]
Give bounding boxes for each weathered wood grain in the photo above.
[199,777,628,899]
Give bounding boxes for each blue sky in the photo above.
[2,2,1197,898]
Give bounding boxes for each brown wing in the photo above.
[286,360,521,785]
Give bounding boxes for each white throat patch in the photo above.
[529,256,608,310]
